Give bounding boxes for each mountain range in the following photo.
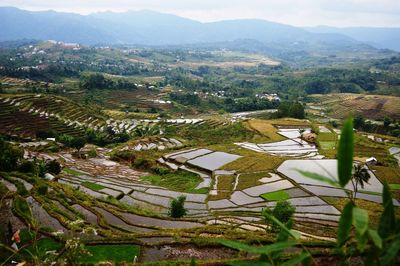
[0,6,399,52]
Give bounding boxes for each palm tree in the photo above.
[351,163,371,200]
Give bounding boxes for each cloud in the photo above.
[0,0,399,27]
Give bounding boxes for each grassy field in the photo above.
[63,168,84,176]
[80,244,140,265]
[369,165,400,184]
[319,141,336,150]
[245,119,285,142]
[141,170,204,193]
[82,181,106,191]
[318,132,337,141]
[311,93,400,120]
[235,171,271,190]
[260,190,289,201]
[322,197,400,227]
[20,238,62,259]
[209,175,235,200]
[222,152,285,173]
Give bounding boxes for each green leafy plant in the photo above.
[168,195,187,218]
[351,164,371,200]
[220,218,311,265]
[263,200,295,232]
[46,160,61,175]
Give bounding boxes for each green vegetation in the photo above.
[63,167,84,176]
[260,190,290,201]
[81,181,106,191]
[37,184,48,195]
[168,195,187,218]
[263,200,295,232]
[142,170,202,192]
[13,196,32,222]
[0,137,23,171]
[369,165,400,184]
[20,238,62,259]
[80,73,138,91]
[46,160,61,175]
[80,244,140,265]
[389,184,400,190]
[275,102,305,119]
[319,141,336,150]
[318,132,337,141]
[0,182,8,195]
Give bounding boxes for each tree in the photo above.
[19,160,37,173]
[71,137,86,158]
[353,115,365,129]
[276,102,305,119]
[59,135,86,158]
[263,200,295,232]
[351,164,371,200]
[0,137,23,171]
[35,158,47,178]
[383,116,392,127]
[168,196,187,218]
[46,160,61,175]
[290,102,305,119]
[80,74,114,90]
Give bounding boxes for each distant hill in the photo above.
[0,7,378,52]
[305,26,400,52]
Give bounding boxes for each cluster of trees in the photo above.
[79,74,138,91]
[57,128,130,156]
[169,92,201,106]
[224,97,280,113]
[354,115,400,137]
[19,159,61,177]
[275,101,305,119]
[0,137,23,171]
[0,65,79,83]
[0,137,61,176]
[170,92,279,113]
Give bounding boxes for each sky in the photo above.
[0,0,400,27]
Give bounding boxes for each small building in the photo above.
[366,157,378,165]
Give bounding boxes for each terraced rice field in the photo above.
[311,93,400,120]
[236,127,323,158]
[277,159,400,206]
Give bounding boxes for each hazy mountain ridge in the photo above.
[305,26,400,52]
[0,6,397,53]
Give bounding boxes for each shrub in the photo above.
[0,137,23,171]
[151,166,171,175]
[37,184,48,195]
[13,196,32,222]
[168,196,187,218]
[111,150,135,162]
[263,200,295,232]
[35,130,58,140]
[46,160,61,175]
[0,182,8,196]
[19,160,37,173]
[87,148,97,158]
[35,159,47,178]
[133,158,151,169]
